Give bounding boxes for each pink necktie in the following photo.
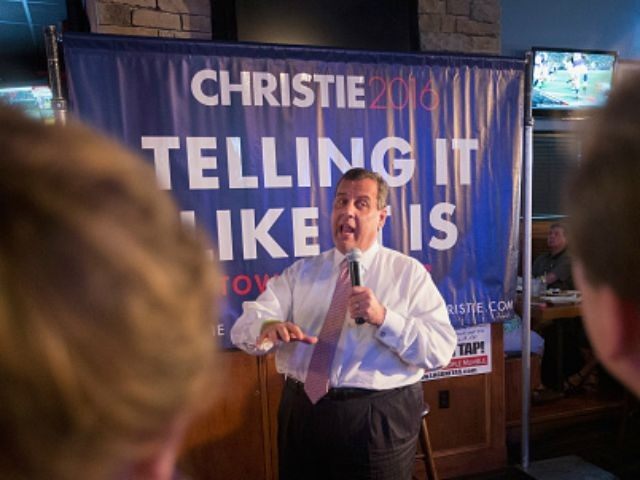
[304,260,350,404]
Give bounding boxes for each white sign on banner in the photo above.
[423,323,492,380]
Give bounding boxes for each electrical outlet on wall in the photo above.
[438,390,450,409]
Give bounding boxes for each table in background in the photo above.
[517,296,582,390]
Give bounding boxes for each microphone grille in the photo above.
[346,248,362,263]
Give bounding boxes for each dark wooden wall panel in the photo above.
[179,350,267,480]
[426,324,506,478]
[426,374,490,450]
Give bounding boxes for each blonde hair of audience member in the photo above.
[0,105,220,479]
[568,74,640,398]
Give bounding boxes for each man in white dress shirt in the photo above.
[231,168,456,480]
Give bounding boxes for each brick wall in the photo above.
[418,0,500,54]
[86,0,211,39]
[85,0,500,54]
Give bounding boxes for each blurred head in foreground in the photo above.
[0,104,219,479]
[568,73,640,398]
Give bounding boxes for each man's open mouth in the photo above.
[340,223,356,234]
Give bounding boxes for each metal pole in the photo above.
[521,51,534,470]
[44,25,67,125]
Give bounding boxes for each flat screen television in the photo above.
[0,85,55,123]
[531,47,617,118]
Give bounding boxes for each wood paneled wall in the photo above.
[179,324,506,479]
[505,354,542,426]
[424,324,506,478]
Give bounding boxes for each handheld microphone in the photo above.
[346,248,365,325]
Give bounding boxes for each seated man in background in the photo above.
[532,223,574,290]
[568,73,640,399]
[532,224,591,395]
[0,105,220,479]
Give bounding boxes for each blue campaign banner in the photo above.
[64,33,524,347]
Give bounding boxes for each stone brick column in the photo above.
[418,0,500,54]
[85,0,211,39]
[84,1,499,54]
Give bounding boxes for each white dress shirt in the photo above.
[230,242,457,390]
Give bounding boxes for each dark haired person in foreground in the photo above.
[232,167,456,479]
[0,105,220,479]
[568,73,640,399]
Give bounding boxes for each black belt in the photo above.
[286,377,397,401]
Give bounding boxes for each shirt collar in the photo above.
[333,242,379,272]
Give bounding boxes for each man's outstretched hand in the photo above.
[258,321,318,347]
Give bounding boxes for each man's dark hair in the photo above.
[336,168,389,210]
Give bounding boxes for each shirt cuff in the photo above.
[244,320,277,354]
[375,308,404,347]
